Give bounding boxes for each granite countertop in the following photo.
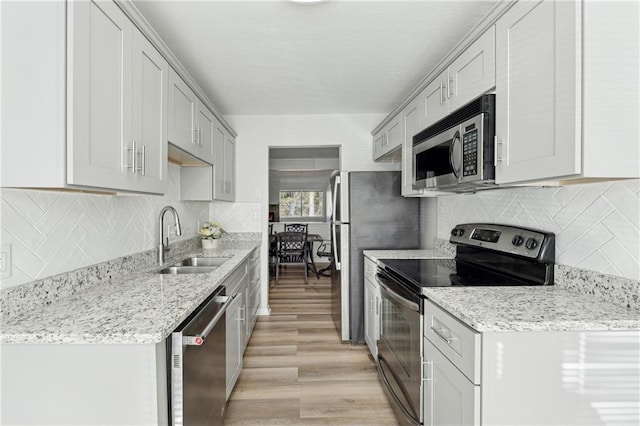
[424,286,640,333]
[364,248,639,333]
[363,249,453,263]
[0,242,259,345]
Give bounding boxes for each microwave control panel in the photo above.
[462,128,478,176]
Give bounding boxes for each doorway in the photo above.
[268,147,339,288]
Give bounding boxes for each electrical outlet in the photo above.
[0,244,12,279]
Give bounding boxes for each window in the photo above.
[279,191,324,219]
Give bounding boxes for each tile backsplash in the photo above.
[437,179,640,281]
[0,164,209,289]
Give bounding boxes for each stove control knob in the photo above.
[451,228,465,237]
[512,235,524,246]
[525,238,539,250]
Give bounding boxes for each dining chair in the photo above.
[284,223,308,234]
[275,231,308,285]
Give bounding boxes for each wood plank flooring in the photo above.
[225,265,399,425]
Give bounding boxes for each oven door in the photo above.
[413,125,461,191]
[376,271,423,425]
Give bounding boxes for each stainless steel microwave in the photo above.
[413,94,496,192]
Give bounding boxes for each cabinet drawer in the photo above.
[225,262,248,296]
[424,300,481,384]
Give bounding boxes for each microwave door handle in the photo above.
[449,131,461,178]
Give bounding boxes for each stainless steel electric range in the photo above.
[375,223,556,426]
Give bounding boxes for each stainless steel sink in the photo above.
[179,257,229,267]
[156,257,229,274]
[158,265,219,275]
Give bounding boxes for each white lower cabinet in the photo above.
[363,257,380,358]
[225,260,249,399]
[424,299,640,425]
[423,339,480,426]
[225,286,245,400]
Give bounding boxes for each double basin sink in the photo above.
[158,257,229,275]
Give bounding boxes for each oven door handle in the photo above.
[378,354,421,426]
[377,275,420,312]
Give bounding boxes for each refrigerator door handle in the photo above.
[332,223,341,270]
[332,175,340,222]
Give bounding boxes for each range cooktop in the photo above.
[379,257,538,289]
[379,223,556,292]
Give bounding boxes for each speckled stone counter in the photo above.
[0,241,259,345]
[423,286,640,333]
[363,249,453,264]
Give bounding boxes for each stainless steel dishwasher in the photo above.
[169,286,233,425]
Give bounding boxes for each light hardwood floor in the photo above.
[225,265,399,425]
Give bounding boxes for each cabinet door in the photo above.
[195,102,215,164]
[364,277,380,359]
[67,0,133,191]
[385,116,403,154]
[495,0,580,184]
[424,339,480,426]
[401,97,423,196]
[372,131,385,160]
[225,292,243,400]
[364,277,375,357]
[222,133,236,201]
[420,71,449,129]
[449,26,496,111]
[168,68,197,154]
[131,29,168,194]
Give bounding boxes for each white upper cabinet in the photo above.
[214,124,236,202]
[495,0,580,184]
[67,0,168,194]
[168,69,198,154]
[67,0,134,192]
[372,114,403,161]
[2,0,173,194]
[195,103,216,164]
[168,68,217,164]
[420,27,496,130]
[401,97,423,197]
[495,0,639,184]
[448,26,496,112]
[132,29,169,194]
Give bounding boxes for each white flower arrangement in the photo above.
[198,221,225,240]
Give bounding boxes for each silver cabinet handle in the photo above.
[448,74,454,98]
[238,306,245,322]
[431,326,453,344]
[141,145,146,176]
[125,141,137,174]
[440,81,445,105]
[422,360,434,382]
[494,135,504,164]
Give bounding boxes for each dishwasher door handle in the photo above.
[182,294,235,346]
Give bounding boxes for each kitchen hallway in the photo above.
[225,265,399,425]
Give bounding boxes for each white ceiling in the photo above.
[133,0,497,115]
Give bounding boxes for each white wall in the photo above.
[433,179,640,281]
[0,164,209,289]
[224,113,400,312]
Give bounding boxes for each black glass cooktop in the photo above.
[379,257,543,290]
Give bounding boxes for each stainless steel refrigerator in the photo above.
[330,171,420,343]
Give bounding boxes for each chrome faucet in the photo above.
[158,206,182,264]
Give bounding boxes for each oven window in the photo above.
[380,296,413,376]
[415,142,452,180]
